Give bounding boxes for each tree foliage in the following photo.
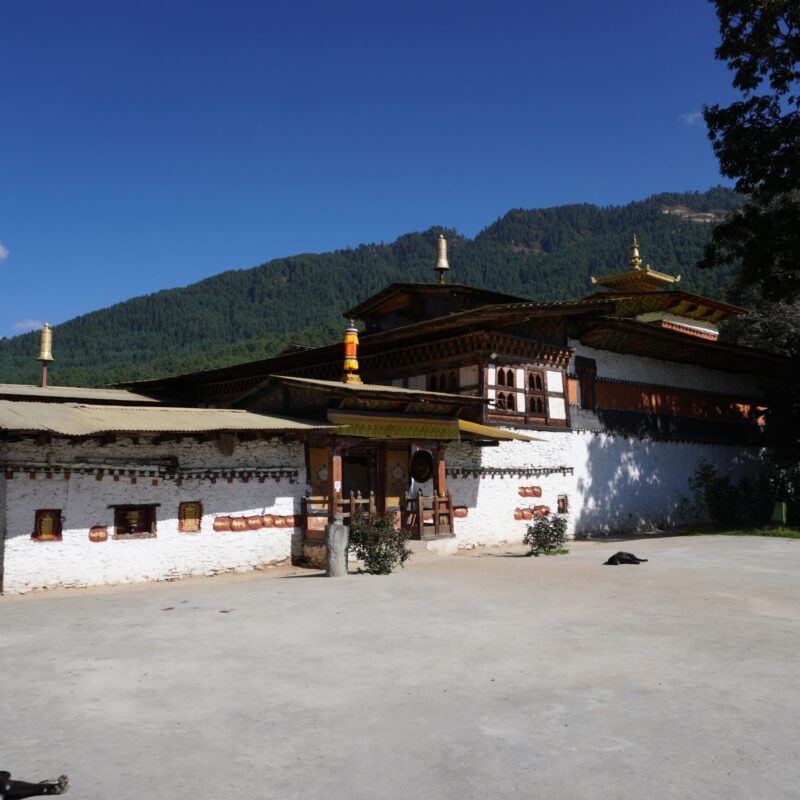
[705,0,800,510]
[523,514,568,555]
[347,513,411,575]
[701,0,800,300]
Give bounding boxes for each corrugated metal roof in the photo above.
[0,401,336,436]
[274,375,485,403]
[0,384,161,404]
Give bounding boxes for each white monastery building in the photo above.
[0,236,785,592]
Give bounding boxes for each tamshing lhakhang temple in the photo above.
[0,235,788,591]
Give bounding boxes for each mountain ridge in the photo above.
[0,187,743,387]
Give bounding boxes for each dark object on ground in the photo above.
[0,772,68,799]
[604,551,649,565]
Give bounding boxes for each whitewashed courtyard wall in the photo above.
[1,437,306,593]
[447,431,765,546]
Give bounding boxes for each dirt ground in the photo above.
[3,535,800,800]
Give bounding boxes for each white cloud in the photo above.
[0,241,8,261]
[679,111,704,127]
[11,319,43,333]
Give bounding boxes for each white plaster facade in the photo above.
[445,344,771,548]
[569,339,769,398]
[0,345,771,590]
[447,430,764,546]
[0,437,306,593]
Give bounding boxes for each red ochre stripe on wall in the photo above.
[593,380,766,425]
[567,378,579,405]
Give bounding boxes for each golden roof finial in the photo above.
[434,234,450,284]
[630,233,642,270]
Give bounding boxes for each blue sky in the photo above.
[0,0,737,335]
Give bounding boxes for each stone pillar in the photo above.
[325,513,349,577]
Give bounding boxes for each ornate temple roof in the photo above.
[590,234,682,292]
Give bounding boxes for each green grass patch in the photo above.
[530,548,570,556]
[685,526,800,540]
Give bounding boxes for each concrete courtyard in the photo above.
[2,534,799,800]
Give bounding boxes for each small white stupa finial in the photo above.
[434,234,450,284]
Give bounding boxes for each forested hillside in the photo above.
[0,188,743,386]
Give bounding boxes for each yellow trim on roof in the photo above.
[457,420,542,442]
[327,410,460,440]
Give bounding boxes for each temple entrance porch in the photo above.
[301,438,455,566]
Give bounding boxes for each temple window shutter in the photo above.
[32,509,63,541]
[575,356,597,410]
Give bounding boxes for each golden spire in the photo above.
[630,233,642,270]
[342,320,362,384]
[434,234,450,284]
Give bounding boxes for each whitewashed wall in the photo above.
[1,437,306,594]
[447,430,765,545]
[569,339,770,398]
[447,436,573,547]
[0,443,7,587]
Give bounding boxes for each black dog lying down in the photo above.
[604,551,648,565]
[0,773,68,799]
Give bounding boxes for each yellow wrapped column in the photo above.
[342,321,363,384]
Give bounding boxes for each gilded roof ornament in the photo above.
[630,233,642,270]
[589,234,681,291]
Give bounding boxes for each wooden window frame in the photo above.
[575,356,597,411]
[32,509,63,542]
[427,370,459,393]
[112,504,159,540]
[178,501,203,533]
[485,363,570,428]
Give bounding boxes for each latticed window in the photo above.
[428,371,458,393]
[529,396,544,414]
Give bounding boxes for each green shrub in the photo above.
[524,514,568,555]
[347,513,412,575]
[678,460,771,529]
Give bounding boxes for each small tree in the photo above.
[678,460,772,528]
[524,514,568,555]
[347,513,412,575]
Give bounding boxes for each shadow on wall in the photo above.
[572,432,766,536]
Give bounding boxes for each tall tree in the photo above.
[702,1,800,514]
[701,0,800,301]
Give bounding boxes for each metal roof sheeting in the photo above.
[0,384,161,404]
[0,401,336,437]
